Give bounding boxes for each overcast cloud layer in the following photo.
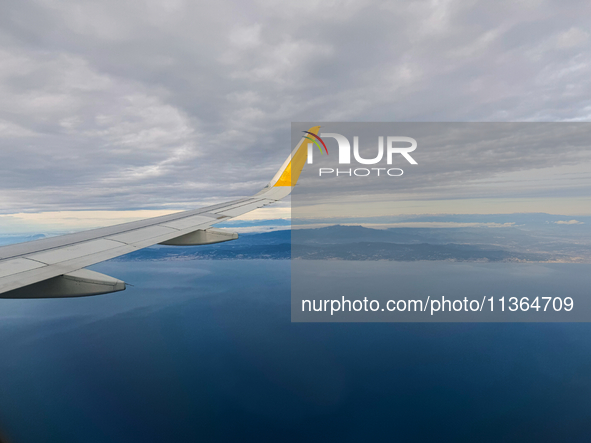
[0,0,590,213]
[292,122,591,203]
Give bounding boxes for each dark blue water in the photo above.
[1,260,591,442]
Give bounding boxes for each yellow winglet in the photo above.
[273,126,320,187]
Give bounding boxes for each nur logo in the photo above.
[304,129,418,178]
[269,126,418,187]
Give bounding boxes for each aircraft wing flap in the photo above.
[27,239,125,265]
[0,258,46,278]
[114,221,215,249]
[159,214,217,230]
[106,225,179,245]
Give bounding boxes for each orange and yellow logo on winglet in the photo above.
[274,126,322,187]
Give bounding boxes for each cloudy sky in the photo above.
[291,122,591,219]
[0,0,590,232]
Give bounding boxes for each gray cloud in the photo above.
[0,0,590,213]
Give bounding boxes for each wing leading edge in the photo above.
[0,126,319,298]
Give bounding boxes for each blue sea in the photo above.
[1,260,591,442]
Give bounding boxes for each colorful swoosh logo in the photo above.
[303,131,328,155]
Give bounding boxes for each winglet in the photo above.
[268,126,320,188]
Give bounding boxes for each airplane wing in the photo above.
[0,126,318,298]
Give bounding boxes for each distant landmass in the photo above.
[109,225,588,263]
